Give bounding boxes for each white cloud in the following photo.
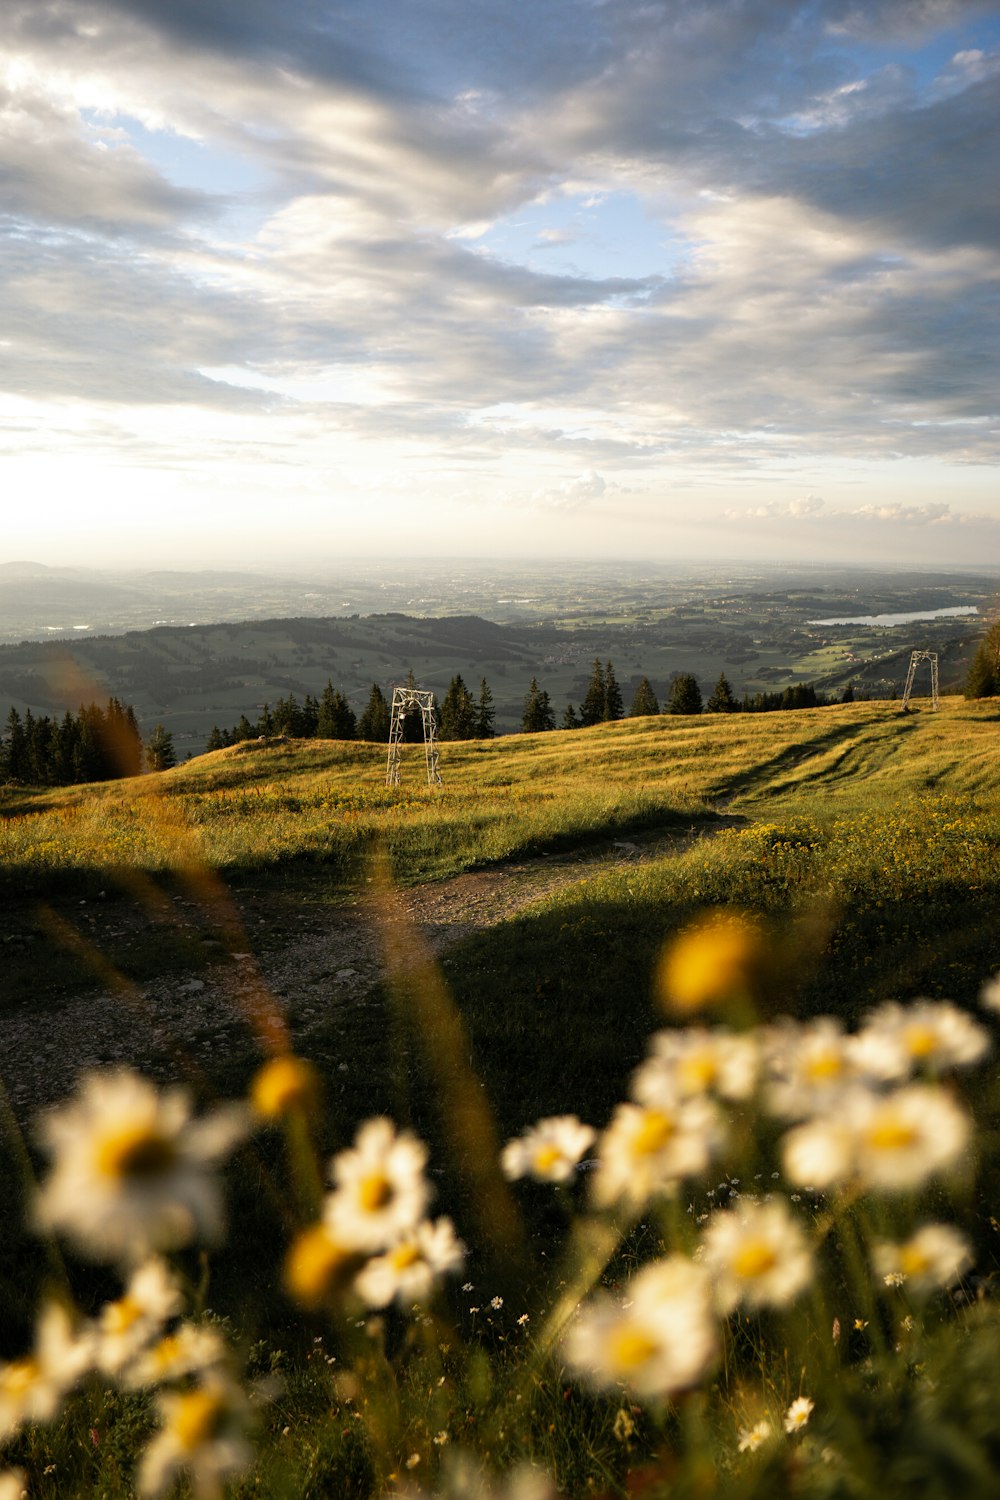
[529,469,608,511]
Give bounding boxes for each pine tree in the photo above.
[561,703,579,729]
[629,678,659,717]
[357,683,391,742]
[4,707,27,781]
[475,678,496,739]
[146,724,176,772]
[603,660,624,721]
[317,682,357,739]
[965,620,1000,698]
[439,674,477,740]
[205,726,227,752]
[841,682,855,704]
[521,678,555,732]
[302,693,320,737]
[667,673,703,715]
[579,659,606,727]
[706,673,737,713]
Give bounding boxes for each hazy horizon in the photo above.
[2,1,998,570]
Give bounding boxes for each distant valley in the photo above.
[0,562,995,756]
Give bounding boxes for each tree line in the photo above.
[965,619,1000,698]
[532,659,841,731]
[205,674,497,749]
[0,700,178,785]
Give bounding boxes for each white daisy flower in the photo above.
[873,1223,973,1295]
[852,1001,989,1083]
[95,1258,183,1377]
[125,1323,230,1390]
[634,1028,759,1105]
[591,1098,725,1211]
[35,1070,248,1263]
[0,1302,92,1443]
[738,1419,773,1452]
[325,1118,430,1251]
[978,972,1000,1014]
[501,1116,595,1183]
[784,1396,814,1432]
[762,1019,857,1119]
[848,1084,970,1190]
[782,1112,855,1189]
[138,1375,252,1499]
[354,1217,465,1308]
[700,1198,813,1314]
[562,1255,718,1398]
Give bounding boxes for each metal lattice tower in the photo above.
[900,650,939,711]
[385,686,442,787]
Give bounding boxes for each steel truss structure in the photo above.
[385,686,442,787]
[901,650,939,711]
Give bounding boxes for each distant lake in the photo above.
[809,606,979,627]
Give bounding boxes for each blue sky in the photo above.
[1,0,998,569]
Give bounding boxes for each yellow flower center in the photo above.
[732,1239,778,1280]
[95,1123,177,1181]
[2,1359,40,1397]
[533,1144,562,1174]
[657,913,761,1015]
[105,1295,142,1335]
[867,1116,918,1153]
[358,1171,395,1212]
[251,1055,317,1118]
[390,1242,423,1272]
[152,1334,182,1372]
[173,1388,226,1451]
[904,1026,937,1059]
[284,1225,359,1306]
[632,1110,675,1155]
[610,1326,659,1373]
[680,1053,718,1091]
[899,1245,931,1278]
[805,1049,843,1082]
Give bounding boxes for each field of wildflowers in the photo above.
[2,697,1000,1497]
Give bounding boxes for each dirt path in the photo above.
[3,820,738,1122]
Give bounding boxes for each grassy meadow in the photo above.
[2,695,1000,1498]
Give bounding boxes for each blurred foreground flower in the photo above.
[591,1097,724,1211]
[250,1054,320,1119]
[0,1302,91,1443]
[563,1255,717,1398]
[95,1258,183,1377]
[738,1419,773,1453]
[655,910,764,1016]
[783,1083,971,1192]
[139,1375,252,1499]
[700,1197,813,1313]
[633,1027,758,1104]
[283,1224,367,1309]
[979,972,1000,1014]
[126,1322,230,1390]
[501,1115,595,1183]
[355,1217,465,1308]
[873,1224,973,1295]
[851,1001,989,1082]
[35,1070,249,1263]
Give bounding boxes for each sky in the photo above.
[1,0,999,571]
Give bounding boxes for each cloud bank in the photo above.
[0,0,998,564]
